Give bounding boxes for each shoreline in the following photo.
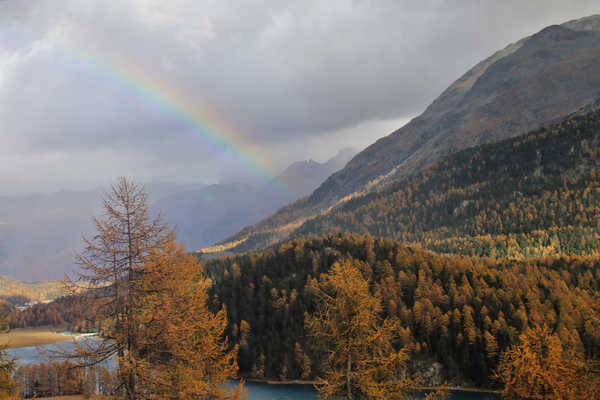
[0,327,76,349]
[244,378,316,385]
[242,377,501,394]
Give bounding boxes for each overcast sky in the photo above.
[1,0,599,195]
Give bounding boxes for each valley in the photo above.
[1,6,600,400]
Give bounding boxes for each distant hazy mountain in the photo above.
[0,149,355,281]
[213,14,600,254]
[0,189,101,281]
[0,183,202,281]
[0,274,64,303]
[155,147,357,251]
[271,147,357,192]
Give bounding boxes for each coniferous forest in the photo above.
[291,109,600,259]
[205,233,600,387]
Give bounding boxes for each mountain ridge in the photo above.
[211,14,600,254]
[289,106,600,258]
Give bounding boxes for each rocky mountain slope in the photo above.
[211,14,600,254]
[290,107,600,258]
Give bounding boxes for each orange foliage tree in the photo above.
[66,178,244,399]
[135,237,245,399]
[495,326,599,399]
[306,258,410,400]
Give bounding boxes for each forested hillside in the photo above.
[282,108,600,259]
[7,294,91,331]
[205,233,600,386]
[0,276,64,304]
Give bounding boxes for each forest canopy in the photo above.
[205,233,600,387]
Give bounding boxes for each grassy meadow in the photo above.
[0,327,74,348]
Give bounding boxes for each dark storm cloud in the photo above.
[0,0,598,193]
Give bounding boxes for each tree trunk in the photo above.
[346,352,352,400]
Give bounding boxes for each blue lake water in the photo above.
[6,335,112,367]
[7,339,84,365]
[240,383,499,400]
[7,339,499,400]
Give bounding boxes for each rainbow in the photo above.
[26,26,278,182]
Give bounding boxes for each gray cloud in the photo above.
[0,0,599,194]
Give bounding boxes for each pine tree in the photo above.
[66,178,170,399]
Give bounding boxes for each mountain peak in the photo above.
[330,147,358,163]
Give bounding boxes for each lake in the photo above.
[7,340,500,400]
[240,383,500,400]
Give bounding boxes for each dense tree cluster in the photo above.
[205,233,600,386]
[7,108,600,397]
[14,361,116,398]
[306,259,411,399]
[8,294,92,331]
[288,110,600,259]
[0,345,17,398]
[0,278,64,305]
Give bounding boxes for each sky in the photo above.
[1,0,599,195]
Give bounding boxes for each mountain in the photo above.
[0,148,355,281]
[269,147,357,193]
[0,183,202,281]
[290,107,600,258]
[156,148,356,251]
[0,189,101,281]
[0,223,15,261]
[212,14,600,254]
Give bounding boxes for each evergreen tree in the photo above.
[135,238,244,399]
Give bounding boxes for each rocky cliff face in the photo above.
[211,15,600,254]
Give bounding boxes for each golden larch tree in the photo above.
[68,178,170,399]
[495,325,599,399]
[306,258,411,400]
[135,237,245,399]
[66,178,244,399]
